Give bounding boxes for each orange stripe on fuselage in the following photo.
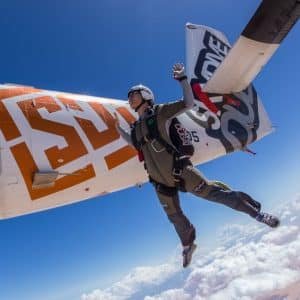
[0,87,40,141]
[0,87,40,99]
[58,96,83,111]
[17,96,89,169]
[10,142,95,200]
[105,146,137,170]
[116,106,136,124]
[104,106,137,170]
[73,102,120,150]
[58,97,138,169]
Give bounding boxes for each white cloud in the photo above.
[81,263,181,300]
[144,289,191,300]
[82,196,300,300]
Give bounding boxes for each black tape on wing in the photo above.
[242,0,300,44]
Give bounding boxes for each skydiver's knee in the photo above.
[187,179,211,196]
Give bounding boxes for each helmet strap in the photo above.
[134,99,147,112]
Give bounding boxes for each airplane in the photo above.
[0,0,298,219]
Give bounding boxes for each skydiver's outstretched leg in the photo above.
[154,183,195,246]
[181,165,280,227]
[153,182,197,267]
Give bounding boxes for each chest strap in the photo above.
[131,106,190,187]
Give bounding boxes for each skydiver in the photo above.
[114,63,280,268]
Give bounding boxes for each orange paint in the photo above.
[75,102,119,150]
[0,87,40,100]
[116,106,136,124]
[56,98,138,169]
[18,96,88,169]
[105,106,137,169]
[58,96,83,111]
[105,145,137,170]
[10,142,95,200]
[0,87,40,141]
[0,101,21,141]
[57,100,138,169]
[0,87,139,200]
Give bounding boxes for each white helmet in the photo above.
[128,84,154,106]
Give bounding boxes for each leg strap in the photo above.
[173,157,192,192]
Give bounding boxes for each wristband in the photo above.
[177,75,187,82]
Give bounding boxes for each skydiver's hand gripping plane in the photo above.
[0,0,298,219]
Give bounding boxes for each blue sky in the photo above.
[0,1,299,299]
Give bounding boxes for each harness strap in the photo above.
[172,157,192,191]
[131,105,191,187]
[134,99,146,112]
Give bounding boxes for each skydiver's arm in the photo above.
[180,77,194,110]
[113,112,133,146]
[116,124,133,146]
[159,78,194,120]
[159,63,194,119]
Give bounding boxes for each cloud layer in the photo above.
[82,196,300,300]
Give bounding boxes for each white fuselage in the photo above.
[0,84,271,219]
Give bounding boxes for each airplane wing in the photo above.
[202,0,299,94]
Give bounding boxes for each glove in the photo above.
[173,63,187,81]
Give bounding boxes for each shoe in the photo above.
[255,212,280,228]
[182,243,197,268]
